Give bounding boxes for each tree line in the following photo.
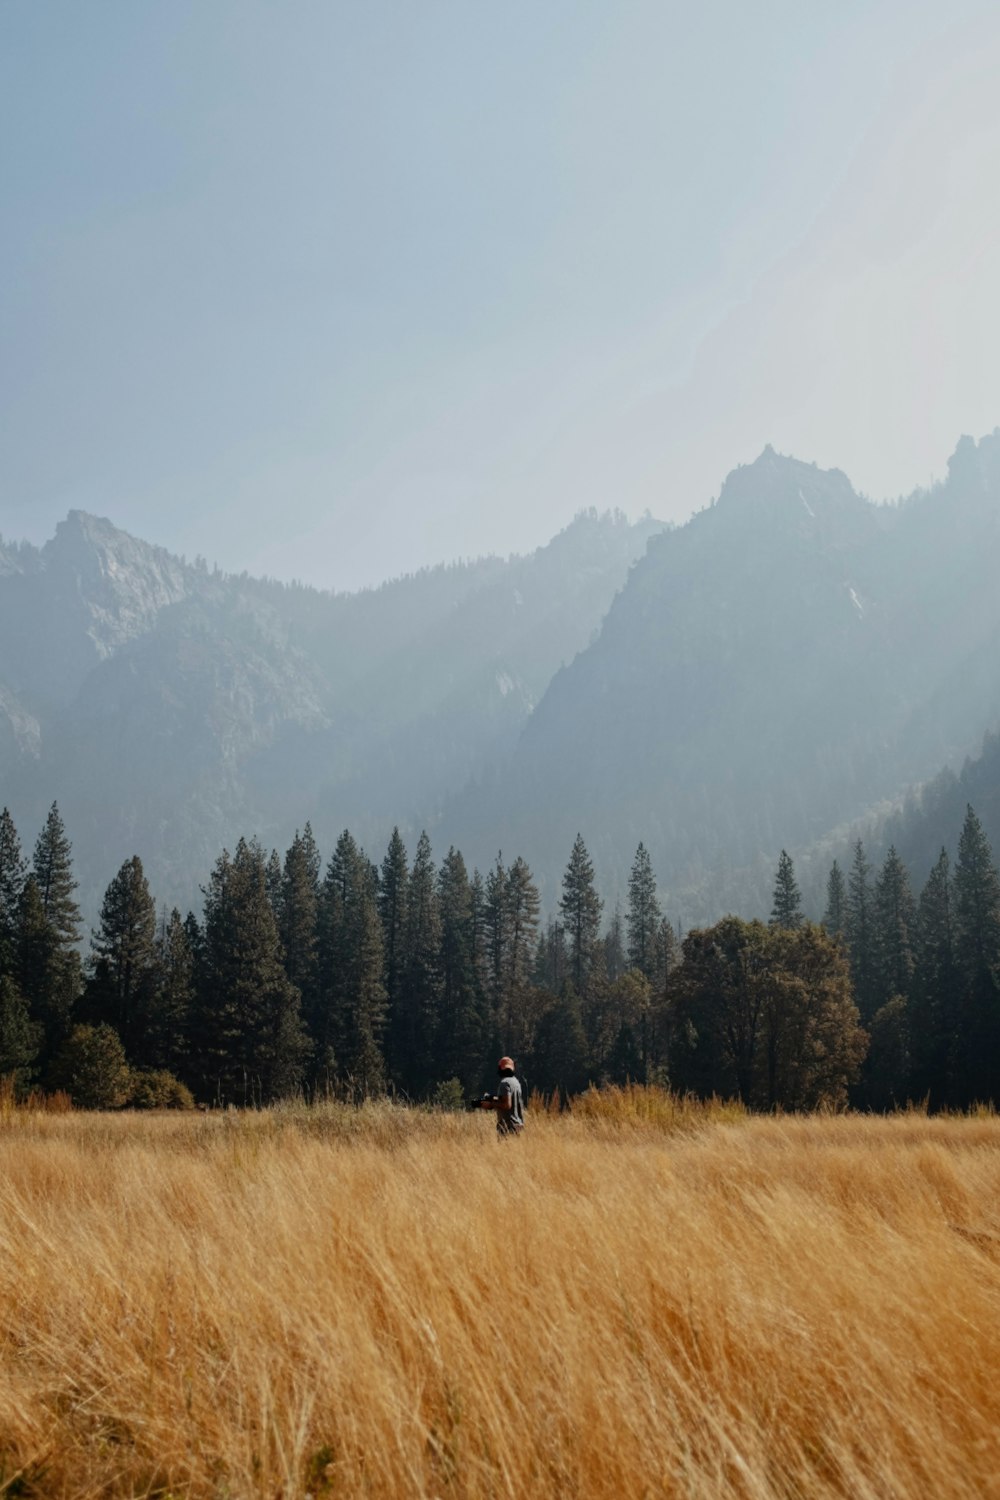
[1,801,998,1110]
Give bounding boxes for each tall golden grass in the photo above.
[2,1092,999,1498]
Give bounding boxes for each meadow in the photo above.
[1,1090,999,1499]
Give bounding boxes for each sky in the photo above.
[2,0,999,590]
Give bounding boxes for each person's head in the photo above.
[497,1056,515,1077]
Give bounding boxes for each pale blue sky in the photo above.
[3,1,998,588]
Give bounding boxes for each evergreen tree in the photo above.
[483,854,507,1029]
[200,839,309,1104]
[531,984,590,1099]
[607,970,649,1083]
[344,887,388,1100]
[279,827,321,1026]
[29,803,82,1054]
[316,831,386,1097]
[0,808,26,977]
[953,805,1000,1103]
[265,848,284,920]
[846,840,878,1020]
[560,834,603,996]
[396,831,441,1097]
[315,830,359,1077]
[650,915,678,1079]
[378,828,409,1075]
[769,850,803,930]
[503,856,541,1055]
[17,874,65,1073]
[468,869,487,997]
[145,908,195,1075]
[822,860,847,939]
[862,996,911,1111]
[87,855,158,1054]
[33,802,81,946]
[910,850,959,1105]
[872,846,916,1008]
[603,902,626,982]
[626,843,661,979]
[534,918,567,992]
[582,940,615,1078]
[436,846,487,1090]
[0,974,40,1091]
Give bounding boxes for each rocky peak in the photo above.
[43,510,193,659]
[714,447,860,522]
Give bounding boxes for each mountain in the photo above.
[440,432,1000,923]
[6,427,1000,931]
[0,508,662,918]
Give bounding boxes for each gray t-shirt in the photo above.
[496,1075,524,1134]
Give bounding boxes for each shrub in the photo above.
[129,1069,196,1110]
[430,1077,467,1112]
[50,1024,132,1110]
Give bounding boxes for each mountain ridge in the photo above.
[0,506,663,920]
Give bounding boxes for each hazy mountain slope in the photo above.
[0,508,660,918]
[810,728,1000,908]
[442,432,1000,923]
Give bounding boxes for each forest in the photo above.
[1,800,999,1112]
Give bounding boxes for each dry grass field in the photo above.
[2,1090,1000,1499]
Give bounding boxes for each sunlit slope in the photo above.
[1,1105,999,1498]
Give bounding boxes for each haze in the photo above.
[3,0,999,590]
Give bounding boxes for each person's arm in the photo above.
[495,1079,514,1120]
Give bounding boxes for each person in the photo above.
[470,1056,525,1136]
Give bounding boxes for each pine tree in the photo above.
[396,831,441,1097]
[344,888,388,1100]
[29,803,81,1055]
[33,803,81,946]
[378,828,409,1080]
[910,850,958,1105]
[483,854,507,1028]
[532,984,590,1099]
[604,902,626,982]
[316,831,386,1098]
[583,940,615,1077]
[627,844,661,979]
[503,856,540,1054]
[279,827,321,1026]
[200,839,309,1104]
[87,855,158,1055]
[953,805,1000,1103]
[822,861,847,939]
[0,808,26,977]
[770,850,803,930]
[649,915,678,1078]
[145,908,195,1075]
[0,974,40,1092]
[436,846,487,1090]
[17,874,65,1074]
[846,840,877,1020]
[560,834,603,996]
[872,846,916,1007]
[315,830,359,1078]
[468,869,487,996]
[265,848,284,921]
[534,918,567,991]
